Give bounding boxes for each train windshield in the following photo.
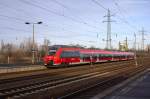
[48,50,56,55]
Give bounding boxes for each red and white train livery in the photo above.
[43,45,134,67]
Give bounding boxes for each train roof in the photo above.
[49,45,134,55]
[49,45,84,49]
[59,47,134,55]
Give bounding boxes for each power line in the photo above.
[44,24,99,38]
[0,5,70,32]
[51,0,70,10]
[20,0,100,30]
[134,33,137,50]
[0,26,30,33]
[50,0,101,30]
[92,0,107,11]
[0,3,99,38]
[49,0,102,30]
[113,0,138,31]
[0,14,33,33]
[0,0,105,40]
[0,13,99,38]
[103,9,115,49]
[0,1,66,28]
[139,27,146,51]
[92,0,116,49]
[112,0,140,51]
[0,3,33,18]
[0,14,25,22]
[92,0,139,32]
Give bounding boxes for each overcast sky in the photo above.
[0,0,150,49]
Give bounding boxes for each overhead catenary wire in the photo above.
[0,0,146,49]
[50,0,102,30]
[91,0,140,49]
[112,0,146,49]
[0,14,25,22]
[92,0,108,11]
[20,0,100,30]
[0,26,30,33]
[92,0,116,49]
[18,0,105,38]
[139,27,147,50]
[0,3,34,19]
[92,0,138,32]
[112,0,138,31]
[0,12,100,39]
[0,0,105,37]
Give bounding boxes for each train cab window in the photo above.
[48,50,56,55]
[49,52,56,55]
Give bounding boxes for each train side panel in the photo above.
[43,47,135,67]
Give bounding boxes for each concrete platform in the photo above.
[94,69,150,99]
[0,65,46,74]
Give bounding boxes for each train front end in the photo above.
[43,50,56,66]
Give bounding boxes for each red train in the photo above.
[43,45,134,67]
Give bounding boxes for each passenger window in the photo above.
[61,51,80,58]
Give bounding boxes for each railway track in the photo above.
[59,66,146,99]
[0,61,138,99]
[0,60,133,78]
[17,66,144,99]
[0,60,133,85]
[0,72,100,98]
[0,61,133,84]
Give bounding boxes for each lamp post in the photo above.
[25,21,42,64]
